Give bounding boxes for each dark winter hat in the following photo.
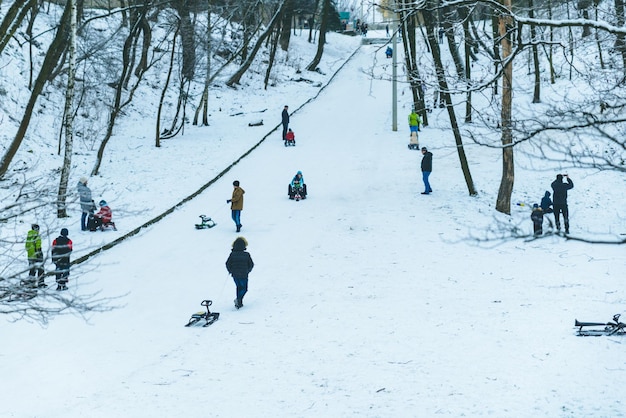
[533,203,539,208]
[233,180,240,187]
[99,200,107,206]
[544,191,551,197]
[421,147,428,151]
[556,174,563,181]
[32,224,40,231]
[60,228,69,236]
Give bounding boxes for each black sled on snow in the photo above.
[288,183,307,201]
[185,299,220,327]
[575,313,626,336]
[408,131,420,150]
[195,215,216,229]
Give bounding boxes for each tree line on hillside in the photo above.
[2,0,626,321]
[380,0,626,217]
[0,0,343,320]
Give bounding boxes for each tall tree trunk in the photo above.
[174,0,195,81]
[91,13,147,176]
[265,24,281,89]
[0,0,35,56]
[529,0,541,103]
[423,8,477,196]
[441,6,465,79]
[496,0,514,214]
[491,12,500,95]
[594,0,604,69]
[156,27,178,147]
[57,0,77,218]
[547,0,556,83]
[194,3,212,126]
[306,0,330,71]
[615,0,626,79]
[461,7,472,122]
[0,1,71,179]
[279,0,293,51]
[226,2,284,86]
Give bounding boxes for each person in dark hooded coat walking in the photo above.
[226,236,254,309]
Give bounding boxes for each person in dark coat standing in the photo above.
[420,147,433,195]
[281,105,290,141]
[51,228,73,291]
[227,180,245,232]
[551,174,574,234]
[226,236,254,309]
[77,177,93,231]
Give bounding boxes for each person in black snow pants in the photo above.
[281,105,290,141]
[51,228,73,291]
[551,174,574,234]
[226,236,254,309]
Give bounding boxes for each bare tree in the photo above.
[421,5,477,196]
[57,0,78,219]
[0,0,71,179]
[91,4,155,175]
[306,0,330,71]
[226,1,285,86]
[495,0,514,214]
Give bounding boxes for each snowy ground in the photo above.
[2,30,626,417]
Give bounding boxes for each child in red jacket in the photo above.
[284,128,295,146]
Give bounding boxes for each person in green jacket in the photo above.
[25,224,46,288]
[408,109,421,134]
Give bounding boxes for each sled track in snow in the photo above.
[71,46,363,267]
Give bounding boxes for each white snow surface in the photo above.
[1,28,626,417]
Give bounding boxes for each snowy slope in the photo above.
[1,26,625,418]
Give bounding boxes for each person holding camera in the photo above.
[551,174,574,234]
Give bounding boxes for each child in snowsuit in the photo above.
[225,237,254,309]
[25,224,45,288]
[51,228,73,291]
[288,171,307,199]
[91,200,115,231]
[531,204,544,236]
[540,191,553,214]
[284,128,295,146]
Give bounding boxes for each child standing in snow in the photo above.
[25,223,45,288]
[51,228,73,290]
[225,236,254,309]
[285,128,295,146]
[531,204,544,236]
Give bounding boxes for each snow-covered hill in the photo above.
[1,6,626,417]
